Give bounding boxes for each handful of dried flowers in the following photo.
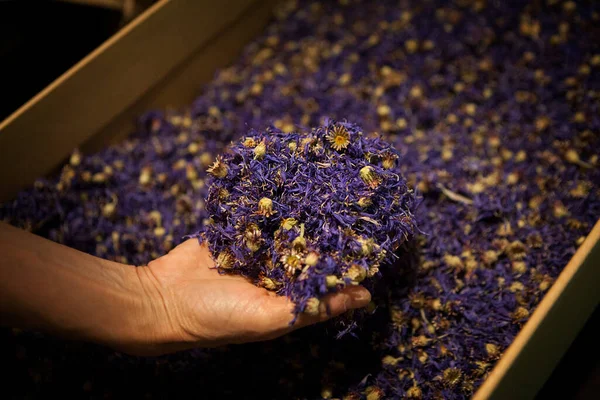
[189,120,419,320]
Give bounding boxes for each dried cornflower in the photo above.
[526,232,543,248]
[357,196,373,208]
[199,152,214,168]
[411,335,432,347]
[326,275,340,288]
[216,250,235,269]
[509,281,525,292]
[281,218,297,230]
[305,252,319,266]
[359,166,381,189]
[381,151,398,169]
[406,385,422,399]
[101,195,118,219]
[243,223,263,252]
[321,387,333,399]
[253,140,267,159]
[344,264,367,283]
[365,386,384,400]
[206,157,228,178]
[378,355,398,366]
[304,297,321,316]
[481,250,499,266]
[512,261,527,274]
[357,237,376,256]
[69,150,81,166]
[506,241,527,260]
[281,251,303,275]
[442,368,463,388]
[187,142,200,154]
[242,137,257,148]
[444,254,463,270]
[552,201,570,218]
[485,343,500,358]
[260,276,280,290]
[326,125,351,151]
[257,197,276,217]
[512,306,530,321]
[139,166,152,186]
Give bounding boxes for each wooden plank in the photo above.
[0,0,258,203]
[473,219,600,400]
[81,0,279,153]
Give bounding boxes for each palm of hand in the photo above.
[134,239,370,356]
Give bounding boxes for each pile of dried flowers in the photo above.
[191,121,418,319]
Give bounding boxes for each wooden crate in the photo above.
[0,1,598,398]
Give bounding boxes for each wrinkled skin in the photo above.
[128,239,372,356]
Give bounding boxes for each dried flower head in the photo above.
[242,137,257,148]
[326,124,351,151]
[304,297,321,316]
[259,276,280,290]
[216,250,235,269]
[406,385,422,399]
[281,218,298,230]
[281,250,303,275]
[357,237,376,256]
[305,252,319,266]
[243,223,263,252]
[344,264,367,283]
[257,197,276,217]
[381,151,398,169]
[357,196,373,208]
[139,166,152,186]
[365,386,384,400]
[512,306,530,321]
[292,235,306,251]
[254,140,267,159]
[442,368,463,388]
[485,343,500,357]
[206,157,228,178]
[506,240,527,260]
[359,166,381,188]
[326,275,340,288]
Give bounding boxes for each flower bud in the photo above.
[254,140,267,159]
[258,197,276,217]
[304,297,320,316]
[305,252,319,266]
[325,275,339,288]
[359,166,381,188]
[345,264,367,283]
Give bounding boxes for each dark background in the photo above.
[0,1,598,398]
[0,0,155,121]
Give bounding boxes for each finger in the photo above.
[253,285,372,340]
[294,285,372,327]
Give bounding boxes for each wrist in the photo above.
[105,264,195,356]
[73,260,153,353]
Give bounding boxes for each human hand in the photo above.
[124,239,372,356]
